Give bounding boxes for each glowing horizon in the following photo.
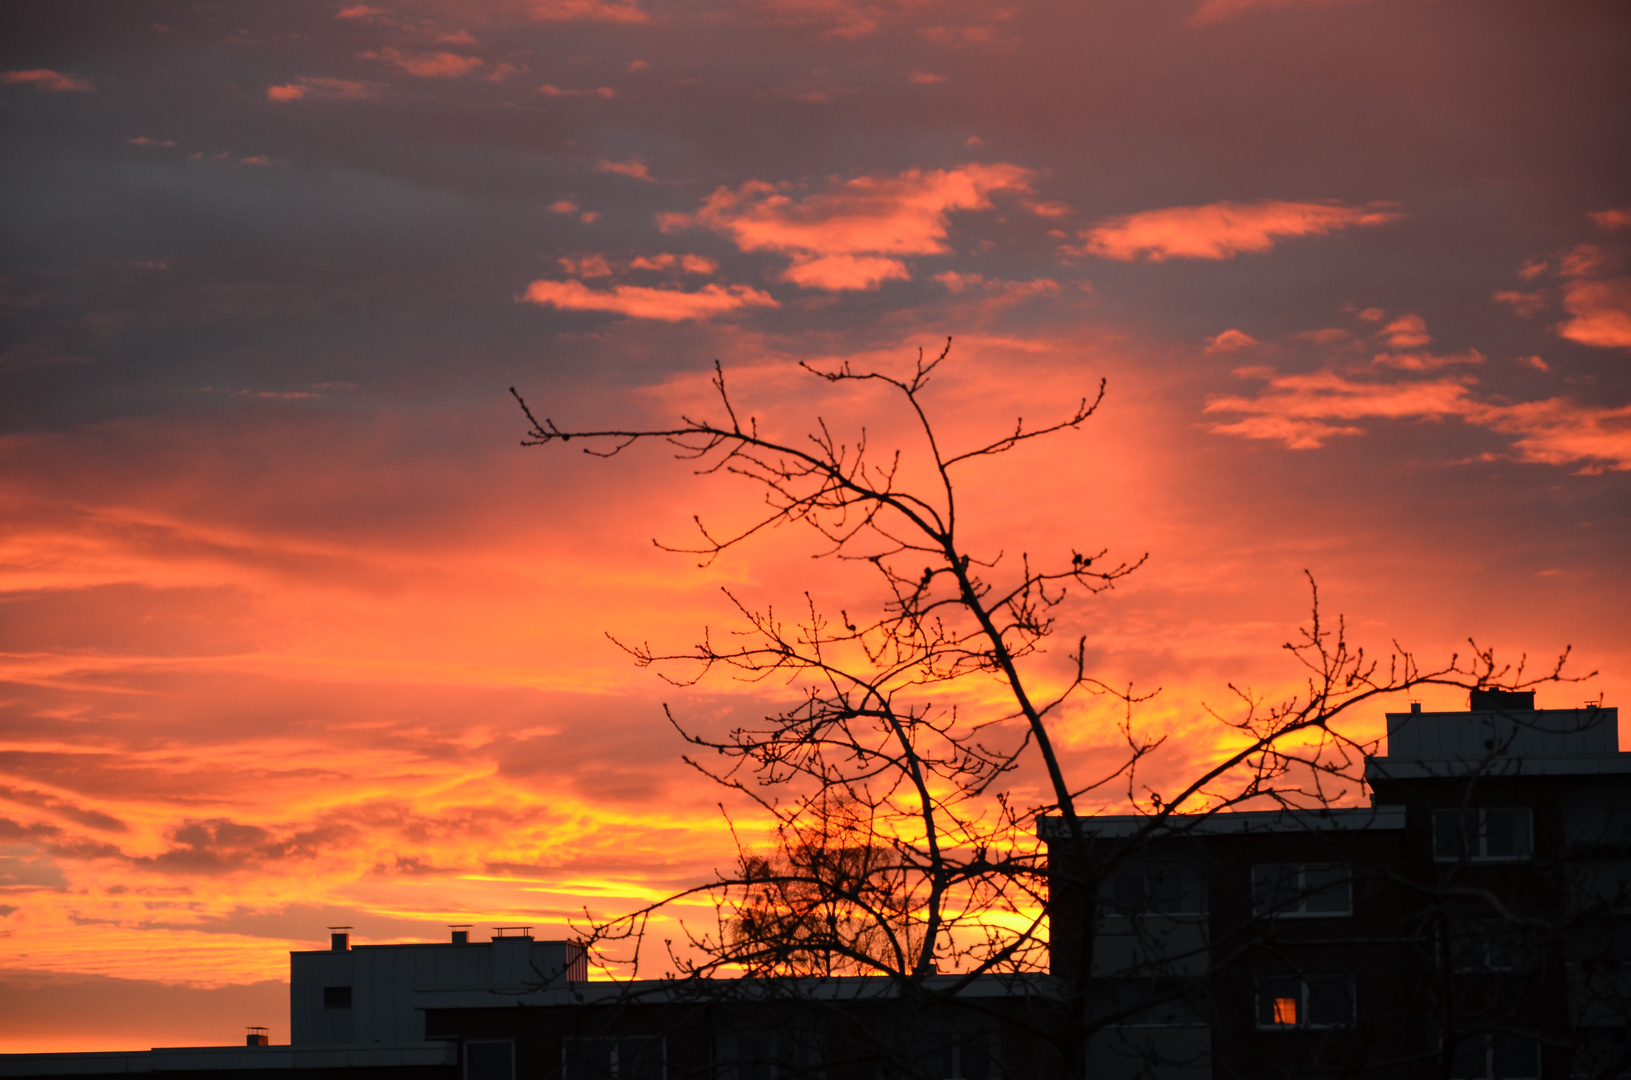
[2,0,1627,1052]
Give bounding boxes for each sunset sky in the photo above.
[2,0,1628,1052]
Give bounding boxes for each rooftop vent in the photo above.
[449,924,472,945]
[326,926,352,951]
[1469,689,1535,711]
[246,1027,269,1047]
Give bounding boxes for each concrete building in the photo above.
[1045,690,1631,1079]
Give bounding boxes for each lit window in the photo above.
[1256,976,1355,1029]
[1251,864,1353,917]
[1433,809,1533,862]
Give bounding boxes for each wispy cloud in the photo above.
[519,280,776,320]
[1558,278,1631,349]
[360,47,484,78]
[2,69,94,93]
[265,77,383,101]
[526,0,649,23]
[1186,0,1365,28]
[1074,199,1401,262]
[662,164,1035,291]
[597,158,654,181]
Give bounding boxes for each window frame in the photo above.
[1433,808,1534,863]
[562,1035,666,1080]
[1448,1033,1540,1080]
[1250,863,1354,919]
[321,985,352,1010]
[1101,866,1207,919]
[1254,976,1357,1030]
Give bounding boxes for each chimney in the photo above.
[1410,702,1422,714]
[450,925,471,945]
[327,926,352,951]
[246,1027,270,1047]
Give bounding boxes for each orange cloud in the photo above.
[1558,278,1631,350]
[1205,370,1478,448]
[1207,366,1631,471]
[558,254,613,277]
[1076,199,1401,262]
[1493,290,1545,317]
[519,280,776,320]
[628,253,717,274]
[360,47,484,78]
[1589,207,1631,232]
[597,158,654,181]
[665,164,1034,291]
[265,77,382,101]
[1371,348,1484,372]
[527,0,649,22]
[1186,0,1362,27]
[2,69,94,92]
[335,4,384,18]
[1378,313,1430,348]
[1206,328,1259,352]
[538,84,616,98]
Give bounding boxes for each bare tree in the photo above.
[513,341,1579,1078]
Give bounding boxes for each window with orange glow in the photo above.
[1256,976,1354,1029]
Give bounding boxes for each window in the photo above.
[1103,867,1205,917]
[465,1041,515,1080]
[322,985,352,1010]
[917,1032,1000,1080]
[718,1030,823,1080]
[1450,1034,1539,1079]
[1434,809,1533,862]
[1448,922,1534,973]
[564,1037,665,1080]
[1251,864,1352,917]
[1255,976,1355,1029]
[1114,998,1207,1027]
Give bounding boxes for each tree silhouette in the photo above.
[514,340,1579,1078]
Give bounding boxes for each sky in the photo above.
[2,0,1629,1052]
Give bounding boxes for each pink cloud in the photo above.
[1557,244,1613,279]
[548,200,580,214]
[538,84,616,98]
[334,4,383,18]
[1492,290,1545,317]
[519,280,776,321]
[1515,355,1549,372]
[627,254,717,275]
[526,0,649,22]
[558,255,613,277]
[1379,313,1430,348]
[128,137,178,148]
[1589,207,1631,232]
[1075,199,1401,262]
[910,71,950,84]
[1206,369,1479,446]
[664,164,1034,291]
[1205,329,1259,352]
[1371,348,1484,372]
[597,158,654,181]
[1186,0,1363,28]
[265,78,382,101]
[1206,366,1631,471]
[360,47,484,78]
[1480,399,1631,473]
[1557,278,1631,349]
[2,69,94,93]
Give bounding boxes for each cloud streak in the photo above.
[1075,199,1401,261]
[519,280,777,320]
